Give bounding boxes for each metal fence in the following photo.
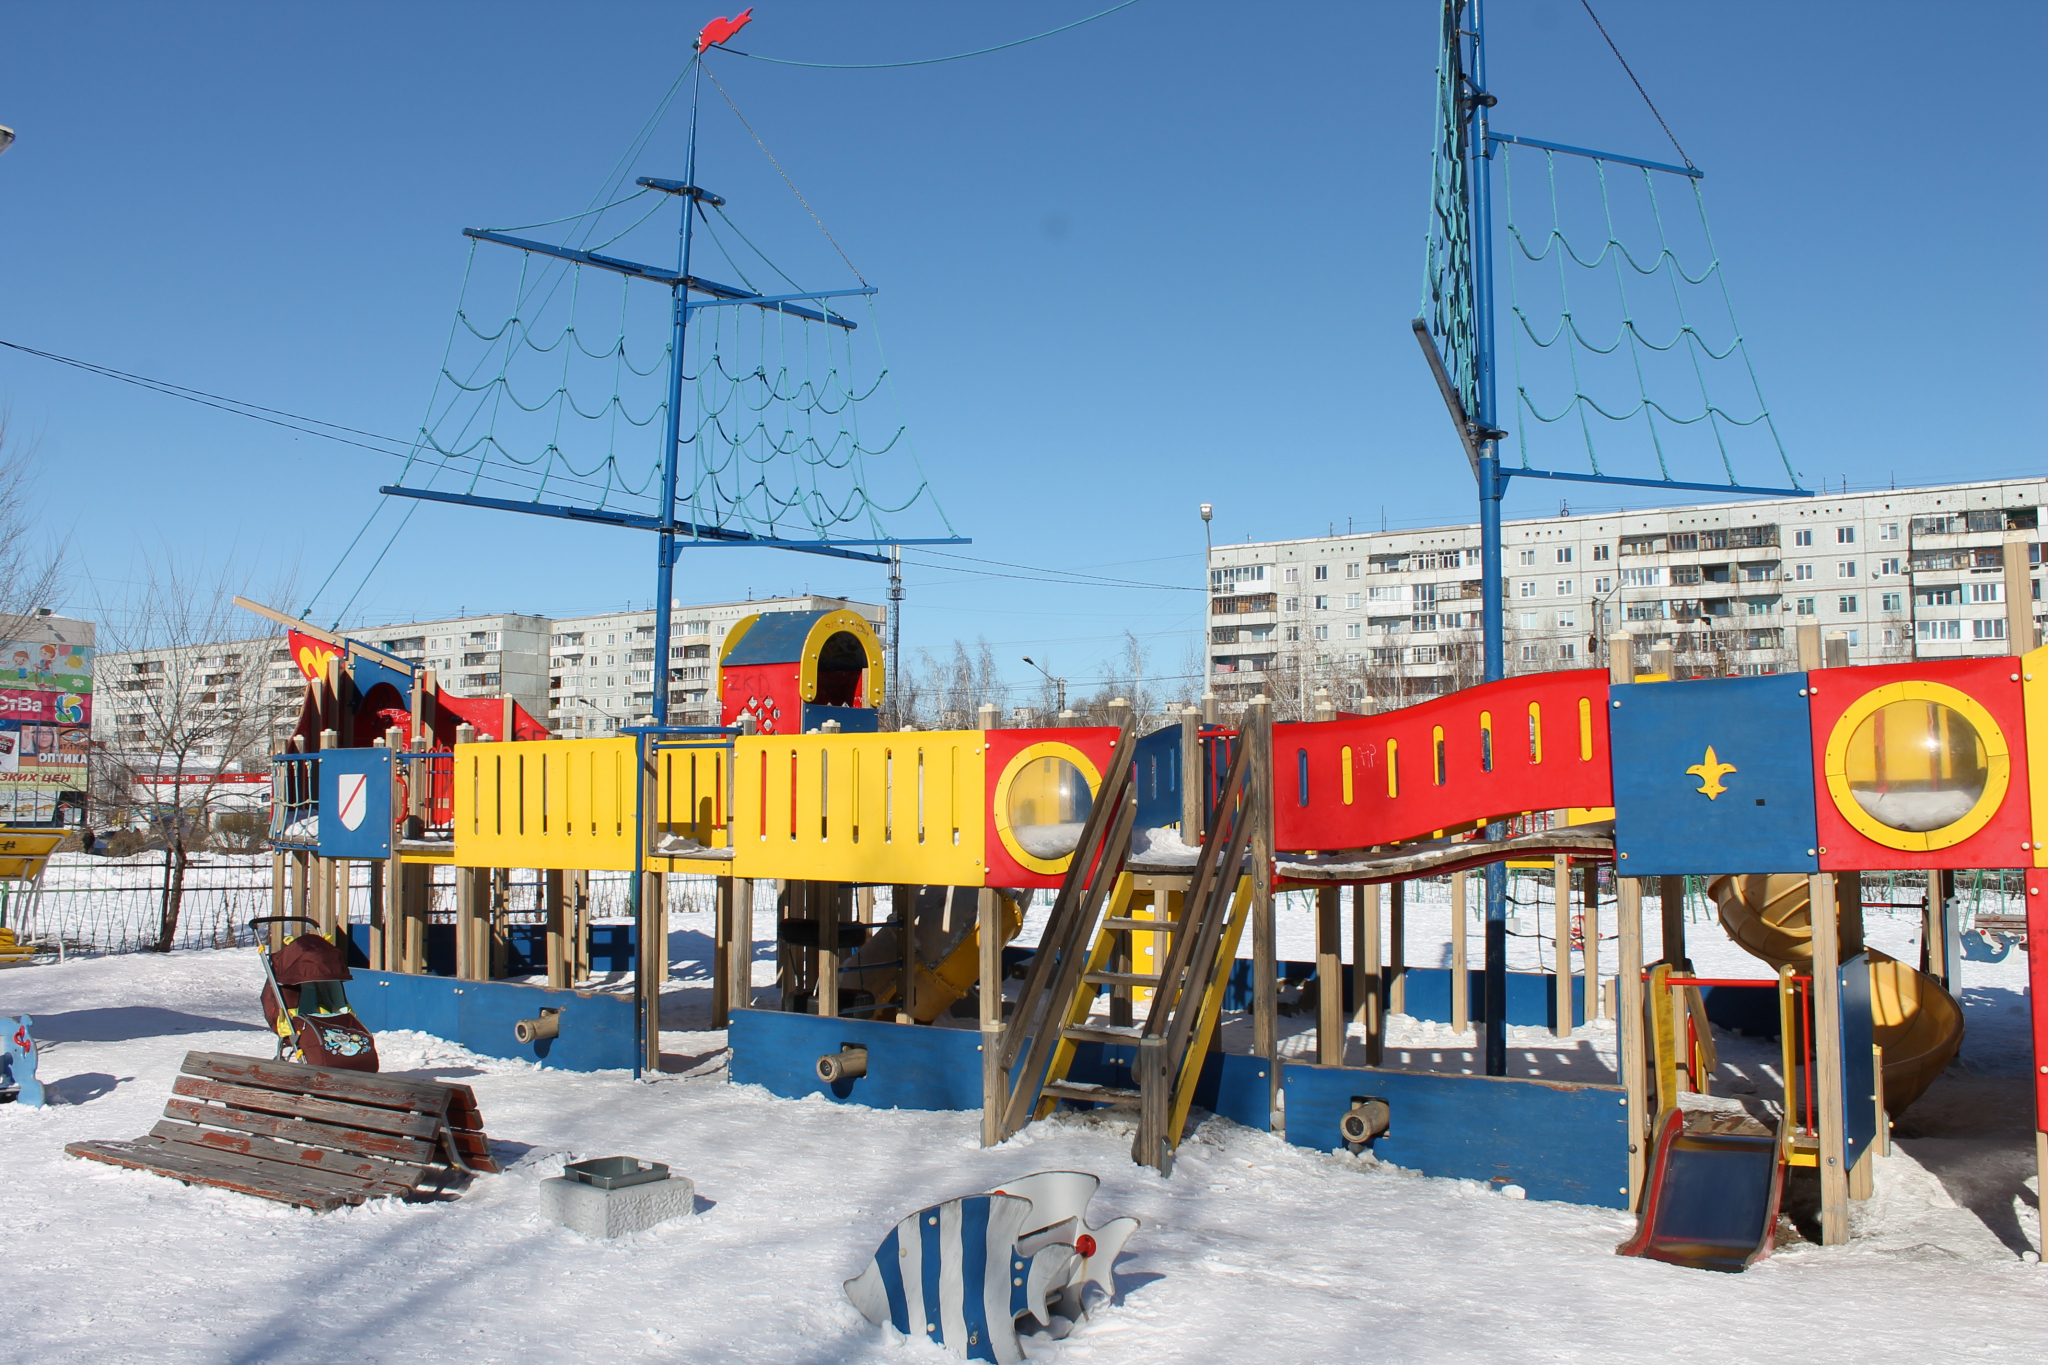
[7,854,731,958]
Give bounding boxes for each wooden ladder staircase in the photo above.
[994,712,1267,1175]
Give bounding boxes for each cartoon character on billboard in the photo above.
[9,651,27,682]
[35,645,56,679]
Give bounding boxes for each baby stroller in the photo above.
[250,917,380,1073]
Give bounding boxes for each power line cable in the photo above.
[720,2,1142,71]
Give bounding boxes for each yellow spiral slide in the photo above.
[1705,874,1964,1113]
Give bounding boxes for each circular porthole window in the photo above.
[1823,682,2009,852]
[993,744,1101,874]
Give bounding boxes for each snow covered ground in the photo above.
[2,889,2042,1365]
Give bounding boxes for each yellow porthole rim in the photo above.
[992,741,1103,875]
[1821,680,2011,852]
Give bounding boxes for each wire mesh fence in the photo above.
[4,854,731,958]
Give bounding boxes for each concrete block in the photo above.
[540,1173,696,1237]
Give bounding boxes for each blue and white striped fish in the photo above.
[843,1193,1078,1364]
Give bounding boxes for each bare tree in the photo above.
[92,552,294,952]
[0,416,65,638]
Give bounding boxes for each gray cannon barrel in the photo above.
[1340,1099,1391,1144]
[515,1009,562,1044]
[816,1044,869,1083]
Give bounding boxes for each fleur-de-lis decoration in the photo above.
[1686,746,1737,800]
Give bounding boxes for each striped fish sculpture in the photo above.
[843,1172,1138,1362]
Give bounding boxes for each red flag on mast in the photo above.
[696,8,754,52]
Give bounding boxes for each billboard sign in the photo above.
[0,620,93,827]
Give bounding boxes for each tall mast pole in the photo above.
[651,58,705,728]
[1464,0,1510,1077]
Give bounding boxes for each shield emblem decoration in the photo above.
[336,772,369,831]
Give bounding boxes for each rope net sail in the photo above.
[1419,3,1798,493]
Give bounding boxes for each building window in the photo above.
[1794,529,1814,547]
[1619,567,1662,588]
[1346,592,1361,609]
[1313,564,1328,581]
[1838,595,1859,613]
[1837,527,1856,544]
[1345,622,1362,639]
[1880,592,1903,612]
[1836,561,1857,579]
[1520,643,1544,661]
[1745,599,1773,616]
[1973,618,2007,641]
[1346,562,1360,579]
[1284,597,1300,612]
[1794,564,1814,581]
[1879,523,1899,541]
[1284,626,1300,642]
[1556,579,1573,596]
[1592,545,1611,561]
[1593,575,1612,594]
[1557,547,1573,563]
[1313,624,1329,641]
[1519,581,1537,598]
[1883,628,1898,646]
[1518,612,1540,628]
[1968,581,2002,603]
[1557,611,1576,629]
[1558,642,1578,661]
[1796,598,1816,616]
[1284,567,1300,583]
[1313,595,1329,610]
[1518,549,1537,565]
[1918,619,1962,642]
[1878,557,1901,576]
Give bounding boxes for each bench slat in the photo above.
[150,1120,425,1191]
[65,1139,356,1211]
[172,1076,443,1139]
[161,1097,437,1164]
[182,1051,457,1115]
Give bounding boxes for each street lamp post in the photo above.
[1020,657,1066,717]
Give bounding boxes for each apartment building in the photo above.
[549,595,886,732]
[1206,477,2047,708]
[352,613,551,725]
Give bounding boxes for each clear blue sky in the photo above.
[3,2,2040,700]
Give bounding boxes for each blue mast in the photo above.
[649,61,708,728]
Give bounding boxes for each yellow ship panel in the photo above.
[730,731,987,885]
[452,737,639,871]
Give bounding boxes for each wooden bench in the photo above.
[66,1050,500,1211]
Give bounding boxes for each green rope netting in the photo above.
[1499,146,1798,488]
[1418,4,1797,493]
[386,186,956,548]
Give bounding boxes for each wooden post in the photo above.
[544,869,567,988]
[816,881,841,1019]
[639,869,663,1072]
[1809,870,1851,1244]
[569,869,590,981]
[1618,876,1649,1208]
[1553,856,1572,1036]
[490,868,510,979]
[1247,696,1278,1121]
[892,884,916,1023]
[1796,620,1823,671]
[2004,532,2035,648]
[1582,862,1602,1020]
[1388,880,1406,1016]
[1353,882,1382,1066]
[1315,884,1343,1066]
[367,860,385,971]
[978,886,1004,1147]
[1179,706,1203,841]
[331,860,351,950]
[1659,874,1687,966]
[1450,871,1469,1035]
[269,849,286,951]
[454,867,477,980]
[728,876,753,1014]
